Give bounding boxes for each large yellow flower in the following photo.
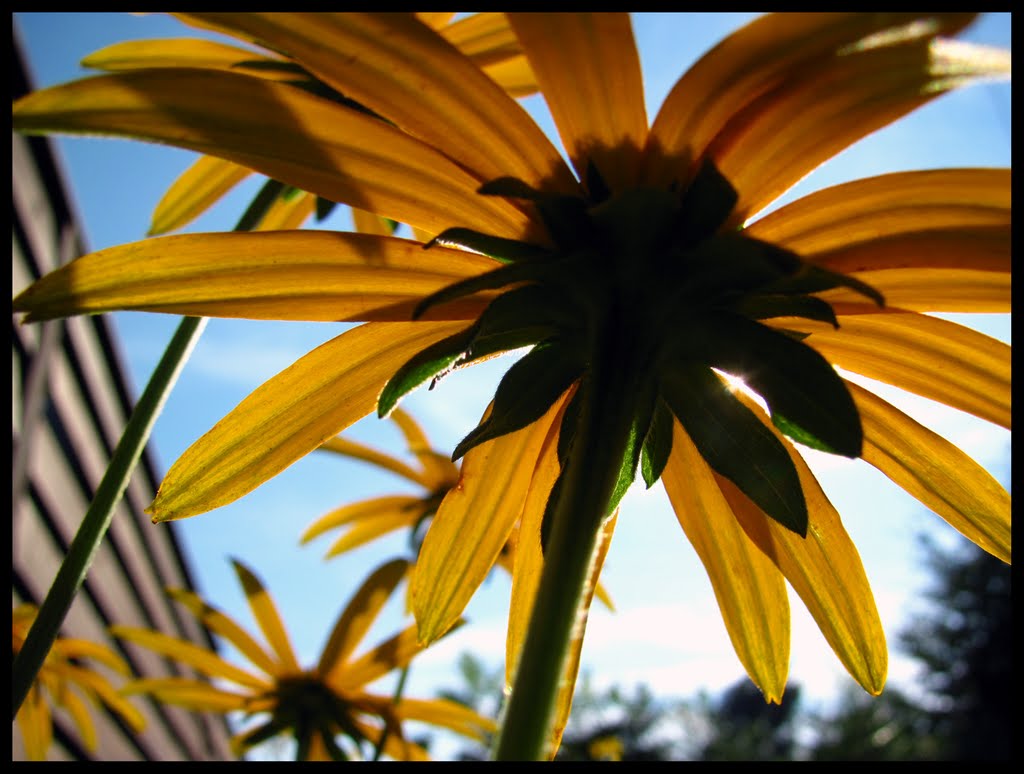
[110,558,495,760]
[12,11,1011,758]
[12,603,146,761]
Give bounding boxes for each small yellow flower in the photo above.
[110,558,494,761]
[12,603,146,761]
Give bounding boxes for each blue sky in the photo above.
[14,12,1011,757]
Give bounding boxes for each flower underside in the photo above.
[381,160,885,539]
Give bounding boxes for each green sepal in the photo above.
[279,184,304,202]
[452,341,583,461]
[315,196,337,222]
[670,233,802,303]
[478,176,546,200]
[585,158,611,205]
[539,462,567,555]
[640,397,674,488]
[412,260,555,320]
[728,293,839,328]
[556,386,582,466]
[673,157,739,246]
[661,362,808,537]
[233,716,292,754]
[590,188,680,257]
[606,408,645,516]
[684,312,863,458]
[377,325,477,417]
[426,227,553,263]
[467,283,574,359]
[762,263,885,307]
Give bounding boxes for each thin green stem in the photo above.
[11,178,287,720]
[12,315,207,719]
[493,323,639,761]
[372,664,411,761]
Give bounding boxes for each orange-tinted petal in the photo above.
[231,559,301,674]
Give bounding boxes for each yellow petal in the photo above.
[51,637,131,676]
[745,168,1011,255]
[319,558,409,678]
[350,715,430,762]
[55,686,97,753]
[773,310,1011,429]
[332,623,429,691]
[818,264,1010,313]
[121,677,250,713]
[146,320,468,521]
[509,13,647,192]
[177,12,576,197]
[712,38,1011,223]
[483,56,539,98]
[389,407,461,491]
[394,697,498,740]
[166,588,280,676]
[12,69,533,240]
[416,12,458,30]
[317,435,433,489]
[851,381,1011,563]
[323,510,425,558]
[59,664,147,733]
[81,37,293,78]
[110,625,270,691]
[437,13,540,97]
[646,13,977,190]
[150,155,252,236]
[231,559,301,674]
[721,396,888,695]
[351,207,396,237]
[302,496,425,544]
[12,230,500,325]
[254,189,315,231]
[662,418,791,703]
[412,397,565,645]
[17,684,52,761]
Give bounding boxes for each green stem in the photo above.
[493,324,638,761]
[12,314,207,719]
[11,178,287,720]
[372,664,411,761]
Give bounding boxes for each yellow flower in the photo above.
[111,558,495,761]
[11,10,1011,752]
[12,603,146,761]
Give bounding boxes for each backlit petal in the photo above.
[254,189,315,231]
[323,510,425,558]
[319,558,409,677]
[52,638,131,676]
[121,677,251,713]
[817,265,1010,313]
[146,320,467,521]
[57,687,97,753]
[16,685,51,761]
[774,310,1011,429]
[851,381,1011,562]
[12,231,498,324]
[389,408,461,491]
[166,588,280,676]
[59,664,148,732]
[318,435,432,487]
[177,13,575,196]
[232,559,301,674]
[646,13,977,191]
[81,37,291,77]
[332,623,434,690]
[395,697,498,740]
[12,69,532,239]
[110,625,270,690]
[662,418,790,702]
[412,396,565,645]
[509,13,647,191]
[302,496,425,544]
[149,155,252,236]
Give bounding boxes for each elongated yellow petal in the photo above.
[12,231,500,325]
[12,69,533,240]
[713,39,1011,223]
[483,56,539,98]
[317,436,433,489]
[147,320,467,521]
[232,559,301,674]
[51,637,131,676]
[662,418,791,703]
[58,664,148,732]
[302,496,425,544]
[509,13,647,192]
[416,12,457,30]
[350,715,430,762]
[351,207,396,237]
[721,395,887,695]
[255,189,315,231]
[332,623,427,691]
[439,12,520,67]
[17,685,51,761]
[150,155,253,235]
[166,588,280,676]
[745,168,1011,255]
[394,697,498,740]
[178,13,576,197]
[319,558,409,678]
[775,310,1011,429]
[389,407,461,491]
[818,265,1010,313]
[412,397,565,645]
[81,37,292,78]
[851,381,1011,562]
[121,677,251,713]
[55,686,97,753]
[324,511,425,558]
[110,625,271,691]
[646,13,977,190]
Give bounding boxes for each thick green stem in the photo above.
[494,323,638,760]
[12,315,207,719]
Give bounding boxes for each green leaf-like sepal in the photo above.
[412,260,554,320]
[661,363,808,536]
[640,397,674,488]
[377,325,477,417]
[673,157,739,246]
[478,176,546,200]
[669,233,802,304]
[763,263,885,307]
[426,228,553,263]
[452,341,583,461]
[315,196,337,222]
[728,293,839,328]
